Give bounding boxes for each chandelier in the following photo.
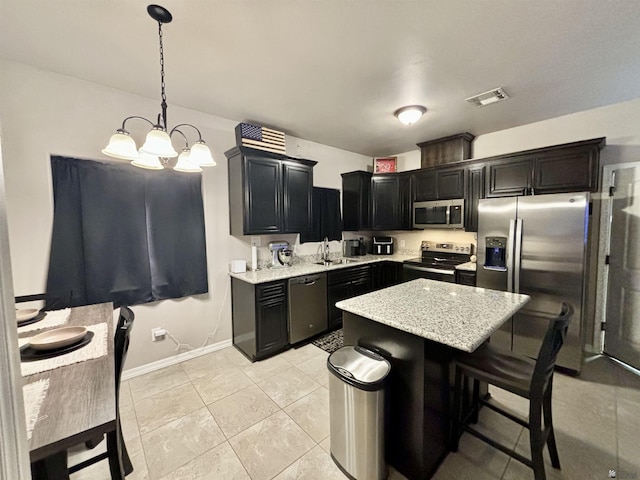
[102,4,215,173]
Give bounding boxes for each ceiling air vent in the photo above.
[465,87,509,107]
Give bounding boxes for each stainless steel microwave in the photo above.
[413,199,465,229]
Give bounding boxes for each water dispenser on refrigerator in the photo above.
[484,236,507,271]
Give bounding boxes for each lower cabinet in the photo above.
[327,266,371,330]
[231,278,288,362]
[370,261,403,290]
[455,269,476,286]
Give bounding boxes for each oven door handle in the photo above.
[403,265,455,275]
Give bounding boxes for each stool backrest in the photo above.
[114,306,134,401]
[531,302,573,391]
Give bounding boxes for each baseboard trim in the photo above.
[122,339,233,381]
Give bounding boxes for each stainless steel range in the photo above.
[403,241,472,283]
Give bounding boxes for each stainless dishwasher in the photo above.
[288,273,328,344]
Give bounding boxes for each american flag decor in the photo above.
[235,123,286,154]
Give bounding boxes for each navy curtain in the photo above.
[45,156,208,309]
[300,187,342,243]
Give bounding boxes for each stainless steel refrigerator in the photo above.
[477,192,589,373]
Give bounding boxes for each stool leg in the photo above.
[471,379,480,424]
[529,397,547,480]
[451,366,463,452]
[31,451,69,480]
[107,429,125,480]
[543,384,561,469]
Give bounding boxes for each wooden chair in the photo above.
[67,305,135,478]
[452,302,573,480]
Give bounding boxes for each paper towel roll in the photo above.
[251,245,258,271]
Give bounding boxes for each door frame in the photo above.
[0,139,31,478]
[594,161,640,354]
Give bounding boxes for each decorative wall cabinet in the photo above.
[417,132,475,168]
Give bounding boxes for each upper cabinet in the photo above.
[413,167,466,201]
[464,165,485,232]
[226,146,316,236]
[341,171,372,231]
[486,138,605,197]
[371,174,401,230]
[342,171,411,231]
[417,133,475,168]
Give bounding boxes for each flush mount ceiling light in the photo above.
[394,105,427,125]
[102,4,216,173]
[465,87,510,107]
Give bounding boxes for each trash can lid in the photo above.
[327,346,391,391]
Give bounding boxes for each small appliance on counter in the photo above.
[373,237,394,255]
[343,239,360,257]
[268,241,293,268]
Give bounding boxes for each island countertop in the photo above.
[336,278,530,352]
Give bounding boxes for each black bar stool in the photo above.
[452,302,573,480]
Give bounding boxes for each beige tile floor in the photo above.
[68,346,640,480]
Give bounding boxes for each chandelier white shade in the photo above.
[131,150,164,170]
[102,131,139,160]
[394,105,427,125]
[139,127,178,158]
[102,5,215,172]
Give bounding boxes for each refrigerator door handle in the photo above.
[507,219,516,292]
[514,218,523,293]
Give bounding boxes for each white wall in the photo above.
[0,60,371,369]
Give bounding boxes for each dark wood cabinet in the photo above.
[413,167,466,201]
[412,170,437,201]
[417,133,475,168]
[533,149,597,193]
[370,261,402,290]
[437,168,466,199]
[487,157,534,197]
[226,146,316,236]
[231,278,288,362]
[465,165,485,232]
[341,171,372,231]
[371,175,401,230]
[398,172,413,230]
[486,138,605,198]
[283,161,313,233]
[455,269,476,286]
[370,174,412,231]
[244,157,282,233]
[327,265,371,330]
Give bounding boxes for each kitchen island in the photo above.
[336,279,530,480]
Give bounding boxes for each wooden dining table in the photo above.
[20,302,116,477]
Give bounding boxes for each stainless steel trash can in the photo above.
[328,345,391,480]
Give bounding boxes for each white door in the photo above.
[603,165,640,370]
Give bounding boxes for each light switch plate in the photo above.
[251,237,261,247]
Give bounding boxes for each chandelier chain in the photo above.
[158,20,167,129]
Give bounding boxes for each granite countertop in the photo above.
[455,262,477,272]
[229,253,417,284]
[336,279,530,352]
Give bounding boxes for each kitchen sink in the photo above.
[314,258,362,266]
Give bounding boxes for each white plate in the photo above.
[29,326,88,351]
[16,308,39,322]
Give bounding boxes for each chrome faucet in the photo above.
[323,237,330,262]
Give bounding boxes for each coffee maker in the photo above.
[268,241,293,268]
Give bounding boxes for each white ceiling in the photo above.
[2,1,640,157]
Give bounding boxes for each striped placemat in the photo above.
[23,378,50,440]
[20,322,108,377]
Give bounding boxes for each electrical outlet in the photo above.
[151,327,166,342]
[399,240,406,248]
[251,236,261,247]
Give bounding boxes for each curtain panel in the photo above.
[45,156,208,309]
